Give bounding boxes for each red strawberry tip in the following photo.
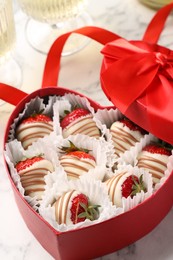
[60,107,90,129]
[120,117,147,135]
[60,141,95,161]
[67,151,95,161]
[143,142,172,156]
[21,113,52,124]
[15,156,44,172]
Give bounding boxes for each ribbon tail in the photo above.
[0,83,27,106]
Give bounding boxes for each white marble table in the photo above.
[1,0,173,259]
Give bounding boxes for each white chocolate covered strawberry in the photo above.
[137,143,171,184]
[110,118,146,157]
[59,142,96,180]
[15,156,54,200]
[60,107,100,138]
[16,113,53,149]
[54,190,100,225]
[105,172,146,207]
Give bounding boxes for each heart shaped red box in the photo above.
[2,4,173,260]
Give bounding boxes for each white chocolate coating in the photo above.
[110,121,143,157]
[60,154,96,180]
[54,190,79,225]
[18,159,54,200]
[16,121,53,149]
[62,114,100,139]
[105,171,131,207]
[137,151,169,184]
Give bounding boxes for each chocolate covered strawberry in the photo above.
[137,142,172,184]
[59,141,96,180]
[60,107,100,138]
[110,117,147,157]
[54,190,100,225]
[105,172,146,207]
[15,156,54,200]
[16,112,53,149]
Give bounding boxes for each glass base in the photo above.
[0,56,22,106]
[25,11,93,56]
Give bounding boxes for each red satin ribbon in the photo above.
[42,26,119,88]
[0,83,27,106]
[143,2,173,44]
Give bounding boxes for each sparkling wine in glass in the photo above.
[139,0,173,9]
[0,0,22,105]
[17,0,93,55]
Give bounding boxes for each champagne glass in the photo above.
[139,0,173,9]
[0,0,22,105]
[17,0,93,55]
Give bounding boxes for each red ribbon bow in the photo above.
[101,38,173,113]
[101,38,173,143]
